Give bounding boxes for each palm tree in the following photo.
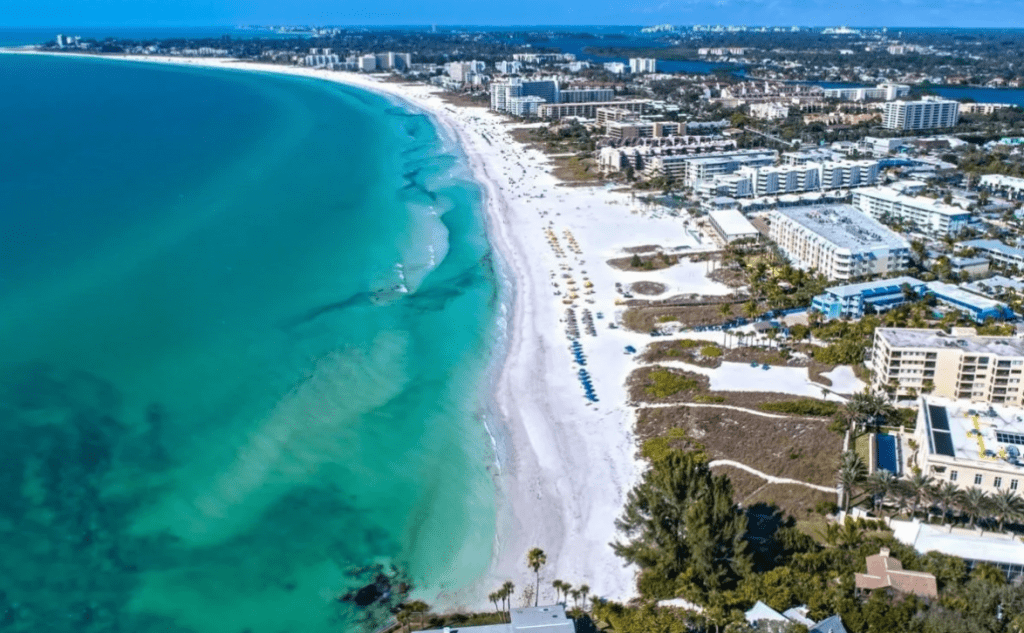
[744,299,760,320]
[837,451,867,512]
[561,582,573,606]
[902,472,935,520]
[990,488,1024,532]
[931,481,962,525]
[551,580,564,603]
[489,592,501,617]
[578,585,590,612]
[527,548,547,607]
[960,487,991,530]
[719,302,733,320]
[501,581,515,619]
[865,469,897,516]
[845,389,893,433]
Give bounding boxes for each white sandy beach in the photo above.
[2,51,729,610]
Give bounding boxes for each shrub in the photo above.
[814,500,839,515]
[759,400,840,416]
[676,339,701,348]
[694,394,726,403]
[646,369,699,398]
[701,345,723,357]
[630,253,642,267]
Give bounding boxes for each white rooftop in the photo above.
[892,519,1024,568]
[773,204,910,251]
[856,186,971,217]
[926,281,1010,312]
[876,327,1024,356]
[708,209,757,236]
[420,606,574,633]
[919,396,1024,466]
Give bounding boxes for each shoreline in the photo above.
[1,50,651,610]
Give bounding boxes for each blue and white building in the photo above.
[963,239,1024,270]
[812,276,927,320]
[926,281,1015,322]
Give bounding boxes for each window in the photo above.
[951,470,958,481]
[995,477,1003,488]
[975,474,984,485]
[1012,480,1019,491]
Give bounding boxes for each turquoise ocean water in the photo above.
[0,54,502,632]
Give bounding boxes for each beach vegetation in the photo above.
[700,345,722,358]
[758,400,838,417]
[645,370,700,398]
[693,395,726,403]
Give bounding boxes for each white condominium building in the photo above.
[629,58,657,73]
[883,98,960,130]
[538,100,647,120]
[980,174,1024,201]
[508,96,546,117]
[872,327,1024,405]
[495,60,524,74]
[852,186,971,236]
[604,120,681,139]
[768,204,910,280]
[656,149,776,186]
[358,54,377,72]
[823,82,910,101]
[703,159,879,198]
[490,79,559,112]
[559,87,615,103]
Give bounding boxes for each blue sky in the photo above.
[4,0,1021,28]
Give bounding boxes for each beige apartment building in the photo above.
[871,327,1024,405]
[913,396,1024,494]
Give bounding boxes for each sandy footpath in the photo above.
[2,51,730,609]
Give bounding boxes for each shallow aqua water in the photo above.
[0,54,500,632]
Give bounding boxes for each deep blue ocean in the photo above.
[0,53,502,632]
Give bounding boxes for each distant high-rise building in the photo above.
[358,54,377,72]
[489,78,559,112]
[386,52,412,71]
[603,62,628,75]
[629,58,657,73]
[495,60,524,75]
[56,34,64,48]
[883,98,960,130]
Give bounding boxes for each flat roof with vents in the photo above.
[773,204,910,251]
[920,397,1024,466]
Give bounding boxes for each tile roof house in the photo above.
[854,547,939,599]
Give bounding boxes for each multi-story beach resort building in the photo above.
[883,98,960,130]
[767,204,910,281]
[961,239,1024,270]
[812,276,927,320]
[604,120,681,139]
[871,327,1024,403]
[914,396,1024,496]
[852,186,971,236]
[979,174,1024,201]
[489,78,559,112]
[645,149,777,185]
[629,58,657,73]
[823,82,911,101]
[558,87,615,103]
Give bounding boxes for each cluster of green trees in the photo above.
[601,449,1024,633]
